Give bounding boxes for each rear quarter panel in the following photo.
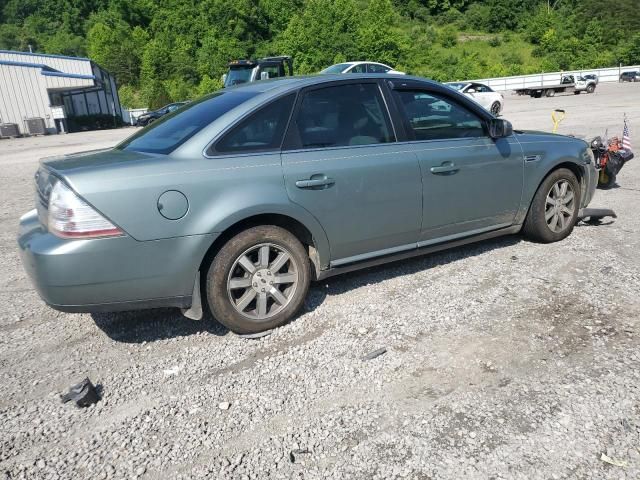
[51,150,332,269]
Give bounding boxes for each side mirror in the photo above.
[488,118,513,138]
[260,71,269,80]
[221,73,227,85]
[467,88,476,93]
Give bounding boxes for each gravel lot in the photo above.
[1,82,639,480]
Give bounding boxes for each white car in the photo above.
[447,82,504,116]
[321,61,405,75]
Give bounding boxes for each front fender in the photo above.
[514,134,593,224]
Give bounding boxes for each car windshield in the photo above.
[225,66,254,87]
[320,63,351,74]
[117,91,258,154]
[447,83,467,91]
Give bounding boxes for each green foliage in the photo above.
[439,26,458,48]
[118,84,144,109]
[87,16,146,85]
[464,3,491,30]
[1,0,638,108]
[279,0,360,73]
[621,34,640,65]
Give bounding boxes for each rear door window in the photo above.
[394,90,486,141]
[213,93,296,154]
[118,91,257,154]
[349,64,367,73]
[285,83,394,149]
[368,64,391,73]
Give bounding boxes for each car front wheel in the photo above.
[206,226,310,334]
[490,101,501,115]
[522,168,581,243]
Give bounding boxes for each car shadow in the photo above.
[91,308,228,344]
[309,234,523,300]
[93,234,523,343]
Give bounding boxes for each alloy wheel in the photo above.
[545,179,576,233]
[226,243,299,320]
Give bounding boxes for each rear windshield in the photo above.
[320,63,351,74]
[447,83,467,91]
[117,91,257,154]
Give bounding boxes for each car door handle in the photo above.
[295,177,335,189]
[430,163,459,175]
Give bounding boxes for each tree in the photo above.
[279,0,360,73]
[621,33,640,65]
[357,0,407,66]
[87,15,147,85]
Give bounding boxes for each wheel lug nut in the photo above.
[261,288,265,292]
[269,281,273,285]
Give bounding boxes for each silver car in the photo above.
[18,74,598,334]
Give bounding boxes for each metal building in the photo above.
[0,50,123,136]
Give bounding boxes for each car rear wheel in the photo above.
[545,89,555,97]
[206,225,310,334]
[522,168,580,243]
[586,84,595,93]
[490,102,501,115]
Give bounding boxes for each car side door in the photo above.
[389,84,524,245]
[367,64,391,74]
[281,80,422,266]
[464,83,489,109]
[347,64,367,74]
[473,84,494,109]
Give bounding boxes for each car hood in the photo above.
[515,129,575,138]
[515,130,590,148]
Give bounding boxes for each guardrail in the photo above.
[467,64,640,92]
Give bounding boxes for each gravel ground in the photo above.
[1,82,639,480]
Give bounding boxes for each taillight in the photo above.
[48,181,123,239]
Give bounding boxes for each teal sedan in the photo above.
[18,75,598,334]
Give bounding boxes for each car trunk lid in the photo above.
[35,148,158,228]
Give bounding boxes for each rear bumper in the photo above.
[18,209,215,313]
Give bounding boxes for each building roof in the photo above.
[0,49,90,62]
[0,59,95,80]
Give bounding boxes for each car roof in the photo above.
[223,73,436,95]
[345,61,390,67]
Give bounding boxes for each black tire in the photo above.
[545,89,555,97]
[574,91,581,95]
[586,84,595,93]
[522,168,581,243]
[490,102,501,115]
[206,225,310,334]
